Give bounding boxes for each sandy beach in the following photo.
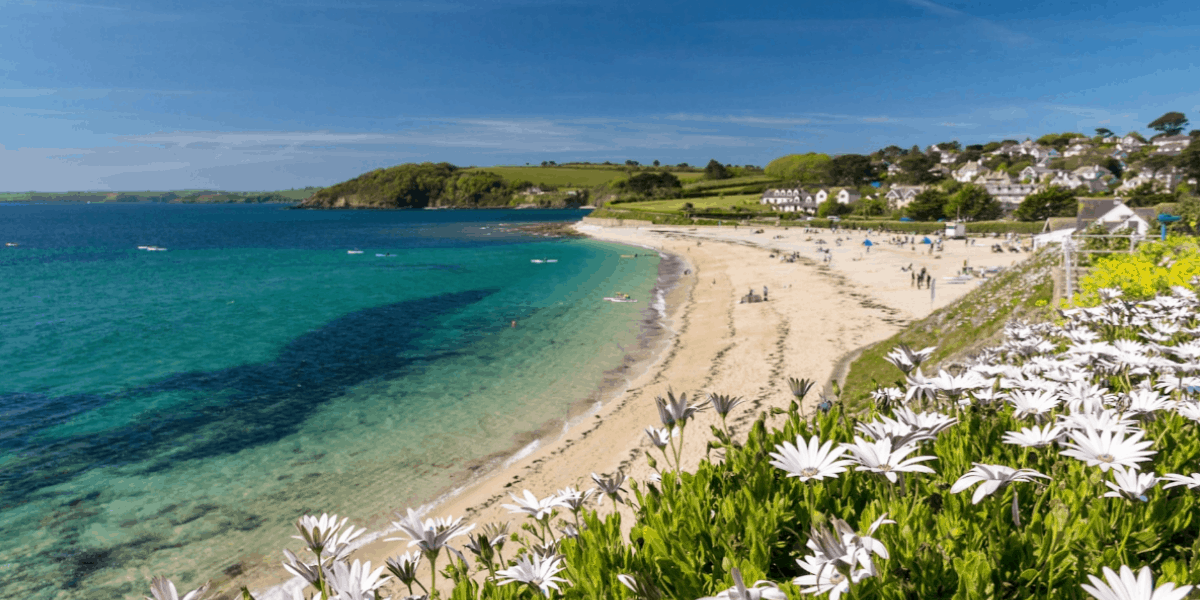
[248,221,1032,599]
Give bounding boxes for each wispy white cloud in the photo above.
[896,0,1032,47]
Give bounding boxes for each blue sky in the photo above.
[2,0,1199,191]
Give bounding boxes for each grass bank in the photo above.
[839,248,1058,410]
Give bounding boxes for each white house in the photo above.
[886,163,903,176]
[940,152,959,165]
[984,183,1041,212]
[1118,135,1146,152]
[1119,167,1186,192]
[1019,165,1056,183]
[885,185,926,209]
[1064,143,1093,158]
[1153,134,1192,155]
[975,171,1015,186]
[1073,164,1113,182]
[761,188,818,213]
[814,188,830,204]
[952,161,986,183]
[1077,199,1155,235]
[836,188,862,204]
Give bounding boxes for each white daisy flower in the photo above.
[1081,565,1192,600]
[495,553,569,596]
[768,435,854,482]
[503,489,570,521]
[698,567,787,600]
[644,426,672,449]
[1058,408,1136,435]
[1060,428,1156,472]
[1102,467,1158,502]
[950,464,1050,504]
[841,437,937,483]
[1001,424,1065,448]
[1161,473,1200,490]
[1007,389,1061,420]
[146,576,211,600]
[325,560,389,600]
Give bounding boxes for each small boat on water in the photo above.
[137,245,150,250]
[6,242,20,247]
[546,259,558,263]
[376,253,396,257]
[347,250,364,254]
[147,247,167,251]
[604,292,637,303]
[531,258,557,264]
[531,259,544,264]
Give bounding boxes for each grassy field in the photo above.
[683,174,775,190]
[465,166,632,188]
[674,172,706,183]
[619,193,764,213]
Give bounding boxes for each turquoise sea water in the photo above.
[0,204,664,599]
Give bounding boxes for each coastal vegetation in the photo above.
[153,238,1200,600]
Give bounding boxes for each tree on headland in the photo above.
[1148,112,1189,136]
[704,159,731,180]
[1095,127,1115,138]
[652,160,660,167]
[764,153,831,184]
[1013,186,1076,221]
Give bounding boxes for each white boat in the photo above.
[147,246,167,251]
[546,259,558,263]
[137,245,150,250]
[604,297,638,303]
[347,250,363,254]
[531,259,544,263]
[376,253,396,257]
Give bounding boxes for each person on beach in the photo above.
[763,285,768,301]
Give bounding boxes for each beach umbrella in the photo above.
[922,237,932,244]
[863,239,874,246]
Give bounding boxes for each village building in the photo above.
[1152,134,1192,155]
[1117,135,1146,152]
[1041,199,1156,238]
[836,188,862,204]
[952,160,986,183]
[884,185,927,209]
[760,188,819,213]
[1019,165,1056,183]
[983,182,1041,212]
[1063,143,1093,158]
